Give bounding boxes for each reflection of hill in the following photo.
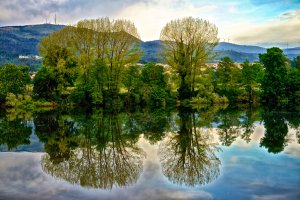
[159,111,221,186]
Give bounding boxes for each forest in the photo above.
[0,17,300,110]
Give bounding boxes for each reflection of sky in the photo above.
[0,133,44,152]
[0,128,300,200]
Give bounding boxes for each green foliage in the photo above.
[0,63,30,103]
[286,65,300,103]
[260,47,289,104]
[122,65,142,105]
[140,63,169,105]
[33,67,58,100]
[215,57,241,102]
[240,61,264,103]
[291,56,300,70]
[71,59,107,105]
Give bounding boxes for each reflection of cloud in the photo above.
[252,192,300,200]
[283,129,300,158]
[0,141,215,200]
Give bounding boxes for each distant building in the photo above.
[19,55,42,60]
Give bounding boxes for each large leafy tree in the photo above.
[0,64,30,103]
[160,17,219,100]
[37,18,142,105]
[259,47,289,104]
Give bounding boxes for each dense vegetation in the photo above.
[0,17,300,109]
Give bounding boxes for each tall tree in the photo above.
[160,17,219,100]
[259,47,288,104]
[37,17,142,105]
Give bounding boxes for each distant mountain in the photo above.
[0,24,299,69]
[215,42,266,54]
[216,50,259,63]
[283,47,300,55]
[0,24,64,70]
[140,40,163,63]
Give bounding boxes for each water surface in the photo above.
[0,106,299,200]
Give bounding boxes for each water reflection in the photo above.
[260,109,289,153]
[159,108,221,186]
[40,111,144,189]
[0,112,32,150]
[0,105,300,192]
[35,111,78,164]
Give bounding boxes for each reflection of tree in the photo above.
[240,108,259,143]
[34,111,78,164]
[215,109,241,146]
[193,104,228,128]
[284,112,300,144]
[0,117,32,150]
[137,109,169,144]
[260,110,288,153]
[41,111,144,189]
[159,109,220,186]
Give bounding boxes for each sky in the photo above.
[0,0,300,47]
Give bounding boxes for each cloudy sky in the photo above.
[0,0,300,47]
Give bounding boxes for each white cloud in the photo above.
[115,0,218,41]
[232,9,300,46]
[0,0,299,45]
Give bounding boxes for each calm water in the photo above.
[0,106,300,200]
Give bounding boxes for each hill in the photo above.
[0,24,64,70]
[0,24,299,69]
[215,42,266,54]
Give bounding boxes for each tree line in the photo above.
[0,17,300,108]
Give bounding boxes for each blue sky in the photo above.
[0,0,299,47]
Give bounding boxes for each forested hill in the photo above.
[0,24,64,56]
[0,24,64,70]
[0,24,299,68]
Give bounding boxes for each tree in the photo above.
[141,63,169,105]
[33,67,58,101]
[291,56,300,70]
[37,17,142,105]
[241,61,264,102]
[160,17,219,100]
[259,47,289,104]
[287,58,300,104]
[37,27,78,101]
[0,64,30,103]
[74,18,142,97]
[122,65,142,105]
[215,57,241,102]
